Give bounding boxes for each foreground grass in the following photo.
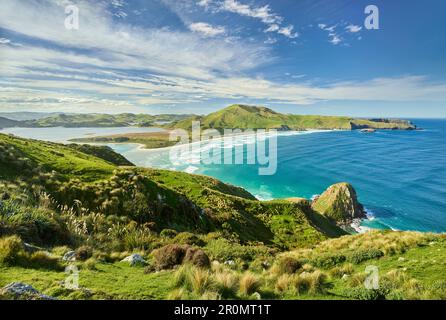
[0,263,174,300]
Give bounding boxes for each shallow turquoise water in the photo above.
[2,120,445,232]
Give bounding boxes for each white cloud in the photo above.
[277,25,298,39]
[346,24,362,33]
[0,1,445,113]
[189,22,225,37]
[221,0,281,24]
[319,24,342,45]
[197,0,213,8]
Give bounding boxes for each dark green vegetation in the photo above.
[166,105,417,132]
[0,133,444,300]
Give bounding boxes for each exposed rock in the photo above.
[0,282,55,300]
[312,182,366,224]
[63,251,76,262]
[121,254,146,267]
[23,242,45,254]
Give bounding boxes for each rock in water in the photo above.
[0,282,55,300]
[311,182,366,223]
[121,254,146,266]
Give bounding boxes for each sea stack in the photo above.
[311,182,366,224]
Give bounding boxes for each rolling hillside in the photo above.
[167,105,417,131]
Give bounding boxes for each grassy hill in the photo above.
[167,104,417,131]
[21,113,192,128]
[0,134,444,301]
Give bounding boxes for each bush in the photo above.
[183,247,211,269]
[153,244,187,270]
[173,232,205,246]
[75,246,93,261]
[311,253,346,269]
[160,229,178,238]
[348,249,384,264]
[0,235,25,266]
[153,244,211,270]
[273,256,302,274]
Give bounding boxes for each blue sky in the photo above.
[0,0,445,117]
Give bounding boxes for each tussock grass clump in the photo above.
[0,235,25,266]
[274,274,295,294]
[329,263,354,278]
[171,264,216,297]
[214,270,239,298]
[28,251,61,270]
[239,272,261,296]
[295,270,327,295]
[83,257,98,270]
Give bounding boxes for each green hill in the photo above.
[21,113,193,128]
[167,104,416,131]
[1,134,444,301]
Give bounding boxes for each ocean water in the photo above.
[2,120,445,232]
[111,120,446,233]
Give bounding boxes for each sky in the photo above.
[0,0,445,117]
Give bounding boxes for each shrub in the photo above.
[153,244,210,270]
[343,287,386,300]
[311,253,346,269]
[239,272,261,296]
[75,246,93,261]
[0,235,25,266]
[160,229,178,238]
[153,244,187,270]
[273,256,302,275]
[348,249,384,264]
[173,232,205,246]
[183,247,211,269]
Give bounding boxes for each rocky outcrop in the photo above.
[311,183,366,224]
[0,282,55,300]
[121,254,146,267]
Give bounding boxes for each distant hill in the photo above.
[166,104,417,131]
[0,112,62,121]
[22,113,194,128]
[0,116,20,129]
